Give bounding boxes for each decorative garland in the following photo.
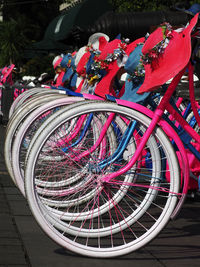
[128,22,173,82]
[83,38,130,84]
[91,38,130,72]
[142,22,173,69]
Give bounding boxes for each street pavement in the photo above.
[1,123,200,267]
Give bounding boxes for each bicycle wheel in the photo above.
[11,97,88,195]
[22,100,119,197]
[29,108,129,209]
[25,102,138,224]
[9,87,51,118]
[4,93,68,185]
[9,88,63,120]
[25,101,180,258]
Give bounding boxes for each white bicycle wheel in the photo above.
[4,93,68,185]
[9,87,51,118]
[25,101,180,258]
[9,88,65,120]
[11,97,87,195]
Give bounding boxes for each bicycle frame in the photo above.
[105,61,199,218]
[16,14,200,258]
[52,67,196,219]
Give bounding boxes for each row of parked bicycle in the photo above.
[2,13,200,258]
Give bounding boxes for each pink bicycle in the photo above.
[15,14,200,257]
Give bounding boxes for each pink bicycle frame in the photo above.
[97,63,199,219]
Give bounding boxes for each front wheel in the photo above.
[24,101,180,258]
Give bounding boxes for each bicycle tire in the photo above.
[24,100,180,258]
[4,93,68,185]
[11,96,86,195]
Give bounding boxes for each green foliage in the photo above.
[0,18,31,66]
[108,0,200,12]
[22,55,55,78]
[1,0,200,76]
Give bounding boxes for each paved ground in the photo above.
[1,123,200,267]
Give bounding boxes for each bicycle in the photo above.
[20,14,200,258]
[5,36,148,195]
